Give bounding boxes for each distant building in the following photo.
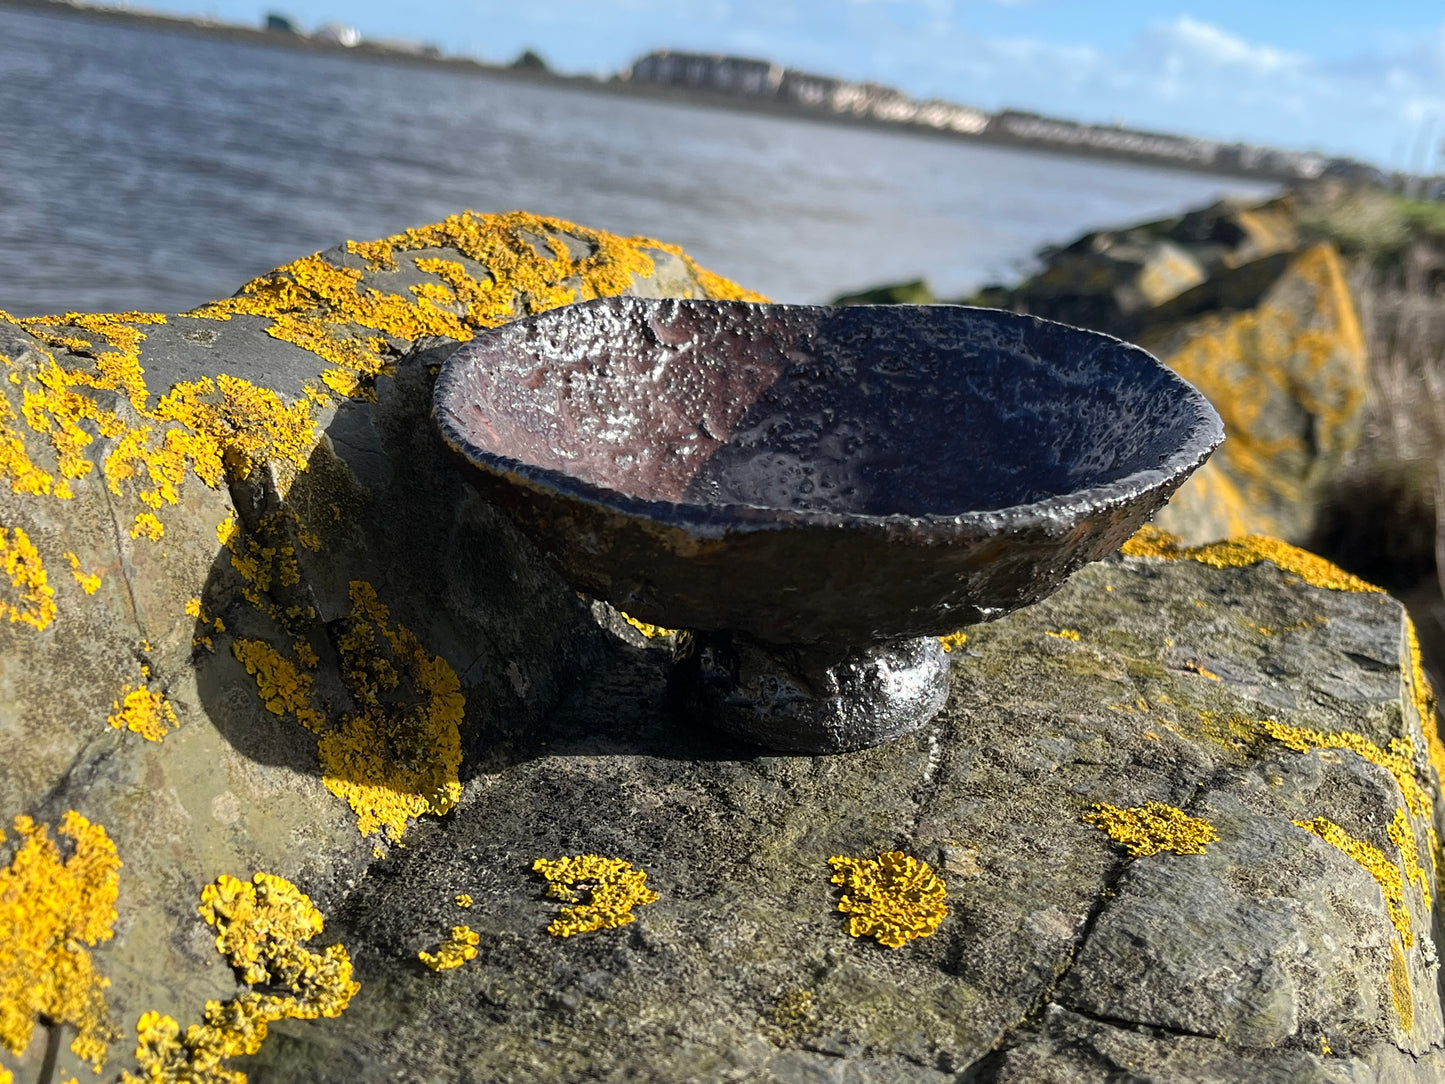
[313,22,360,47]
[913,100,989,136]
[627,51,783,97]
[621,50,1343,183]
[1214,143,1326,181]
[778,70,840,108]
[990,111,1227,170]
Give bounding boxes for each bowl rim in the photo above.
[433,298,1224,540]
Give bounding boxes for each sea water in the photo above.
[0,6,1275,316]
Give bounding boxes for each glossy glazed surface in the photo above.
[435,299,1223,645]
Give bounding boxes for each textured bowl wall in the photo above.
[435,299,1223,645]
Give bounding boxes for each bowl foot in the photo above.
[676,631,951,754]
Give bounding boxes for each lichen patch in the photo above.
[419,925,480,972]
[64,551,100,595]
[1082,801,1218,858]
[827,850,947,948]
[618,611,675,640]
[532,855,659,937]
[0,811,121,1075]
[1295,816,1413,947]
[0,526,55,630]
[937,630,967,653]
[106,682,179,743]
[121,872,358,1084]
[1122,525,1381,594]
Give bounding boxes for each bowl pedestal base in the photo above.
[675,631,951,754]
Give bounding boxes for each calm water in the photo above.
[0,7,1275,317]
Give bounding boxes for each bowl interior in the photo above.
[442,299,1203,519]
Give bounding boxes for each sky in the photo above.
[136,0,1445,169]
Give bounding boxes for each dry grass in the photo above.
[1310,265,1445,686]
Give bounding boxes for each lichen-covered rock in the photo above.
[1142,242,1368,544]
[228,531,1445,1083]
[1005,231,1209,333]
[982,193,1365,548]
[0,211,761,1081]
[1,212,1442,1082]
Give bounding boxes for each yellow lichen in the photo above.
[292,639,319,669]
[231,639,324,732]
[1256,709,1442,935]
[129,511,164,541]
[937,631,967,653]
[1404,616,1445,806]
[827,851,948,948]
[1261,719,1435,830]
[0,350,58,499]
[1295,816,1412,946]
[106,682,178,742]
[1121,525,1381,593]
[418,925,479,972]
[1140,243,1365,540]
[618,611,676,640]
[532,855,659,937]
[455,894,473,909]
[189,211,763,407]
[1390,938,1414,1031]
[315,582,464,840]
[0,811,120,1073]
[1,308,318,544]
[19,312,164,411]
[1082,801,1218,858]
[65,551,100,594]
[123,872,358,1084]
[1389,807,1432,910]
[230,576,463,843]
[1045,628,1081,641]
[216,510,239,548]
[0,527,55,630]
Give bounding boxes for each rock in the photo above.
[1,213,1443,1082]
[1007,231,1208,332]
[980,193,1356,544]
[1168,193,1301,274]
[981,193,1364,547]
[217,533,1445,1080]
[0,210,762,1081]
[1003,195,1300,336]
[1142,243,1368,544]
[831,279,936,306]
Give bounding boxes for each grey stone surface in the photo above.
[0,213,1441,1083]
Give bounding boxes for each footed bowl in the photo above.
[434,298,1222,751]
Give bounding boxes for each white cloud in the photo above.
[839,12,1445,167]
[1139,16,1303,75]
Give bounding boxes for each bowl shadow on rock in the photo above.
[190,339,757,807]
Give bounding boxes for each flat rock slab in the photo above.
[0,212,1441,1083]
[236,546,1445,1083]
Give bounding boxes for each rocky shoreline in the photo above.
[2,205,1445,1081]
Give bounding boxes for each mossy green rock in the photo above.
[0,214,1442,1082]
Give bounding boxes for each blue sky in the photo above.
[144,0,1445,168]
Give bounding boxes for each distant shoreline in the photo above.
[0,0,1321,186]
